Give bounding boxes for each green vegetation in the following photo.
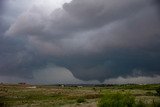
[98,92,135,107]
[156,86,160,96]
[136,100,146,107]
[98,91,160,107]
[0,84,159,107]
[112,84,160,90]
[76,97,86,103]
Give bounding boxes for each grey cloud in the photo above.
[32,64,89,84]
[0,0,5,12]
[6,0,152,38]
[63,0,151,27]
[1,0,160,83]
[104,75,160,84]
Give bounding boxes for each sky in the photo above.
[0,0,160,84]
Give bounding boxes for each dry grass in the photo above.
[0,84,159,107]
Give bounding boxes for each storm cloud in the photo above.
[0,0,160,84]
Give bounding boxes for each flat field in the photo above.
[0,84,160,107]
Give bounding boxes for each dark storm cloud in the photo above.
[0,18,31,78]
[7,0,152,38]
[1,0,160,83]
[0,0,4,11]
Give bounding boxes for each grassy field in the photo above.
[0,84,160,107]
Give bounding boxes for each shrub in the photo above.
[146,91,154,96]
[84,94,101,99]
[152,100,160,107]
[135,100,160,107]
[156,86,160,96]
[98,92,135,107]
[76,97,86,103]
[136,100,145,107]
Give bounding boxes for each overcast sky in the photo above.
[0,0,160,84]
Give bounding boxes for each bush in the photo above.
[146,91,154,96]
[136,100,145,107]
[76,97,86,103]
[98,92,135,107]
[156,86,160,96]
[152,100,160,107]
[98,92,160,107]
[136,100,160,107]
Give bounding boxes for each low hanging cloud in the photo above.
[33,65,82,84]
[104,75,160,84]
[0,0,160,83]
[33,65,100,84]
